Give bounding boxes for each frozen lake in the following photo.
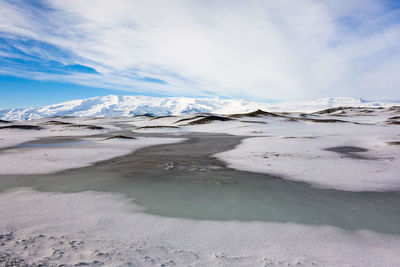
[1,132,400,234]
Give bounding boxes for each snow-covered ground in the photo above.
[1,95,399,120]
[1,107,399,188]
[0,118,114,149]
[0,117,184,174]
[215,134,400,192]
[0,137,184,175]
[125,107,400,192]
[1,188,400,266]
[1,105,400,266]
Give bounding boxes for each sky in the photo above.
[1,0,400,109]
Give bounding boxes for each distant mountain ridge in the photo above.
[314,97,365,104]
[0,95,398,120]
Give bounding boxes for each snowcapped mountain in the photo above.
[312,97,364,104]
[0,95,398,120]
[269,97,387,113]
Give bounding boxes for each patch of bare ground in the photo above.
[387,141,400,145]
[240,120,267,124]
[174,115,207,124]
[65,124,104,130]
[186,115,233,125]
[136,126,179,129]
[386,120,400,125]
[42,120,73,125]
[325,146,368,153]
[0,119,12,123]
[284,118,298,122]
[359,109,375,113]
[283,136,317,139]
[288,117,350,123]
[324,146,377,160]
[103,135,136,140]
[59,116,76,119]
[305,118,350,123]
[0,125,42,130]
[131,114,154,118]
[312,106,354,115]
[313,106,380,116]
[229,109,282,118]
[388,106,400,112]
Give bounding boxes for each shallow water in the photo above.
[1,133,400,234]
[13,139,90,148]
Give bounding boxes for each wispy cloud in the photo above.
[1,0,400,101]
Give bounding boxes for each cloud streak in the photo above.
[1,0,400,101]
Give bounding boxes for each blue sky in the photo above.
[1,0,400,109]
[0,75,154,109]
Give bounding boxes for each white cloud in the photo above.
[0,0,400,101]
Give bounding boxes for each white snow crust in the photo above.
[1,188,400,266]
[0,137,184,175]
[1,110,400,265]
[216,134,400,192]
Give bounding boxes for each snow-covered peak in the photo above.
[312,97,365,104]
[0,95,398,120]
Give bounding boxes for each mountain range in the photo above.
[0,95,398,120]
